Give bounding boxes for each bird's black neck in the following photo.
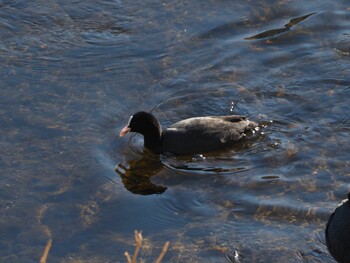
[143,123,162,153]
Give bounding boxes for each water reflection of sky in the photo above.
[0,0,349,262]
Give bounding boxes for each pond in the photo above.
[1,0,350,262]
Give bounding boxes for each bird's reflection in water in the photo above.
[115,155,167,195]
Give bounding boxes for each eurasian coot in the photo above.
[326,193,350,263]
[119,111,257,155]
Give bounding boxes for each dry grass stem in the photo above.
[39,239,52,263]
[132,230,143,263]
[125,251,132,263]
[124,230,143,263]
[155,241,170,263]
[125,230,170,263]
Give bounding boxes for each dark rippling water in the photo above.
[1,0,350,262]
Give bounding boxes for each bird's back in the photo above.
[161,115,257,155]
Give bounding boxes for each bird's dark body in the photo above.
[326,194,350,263]
[120,111,257,155]
[162,115,255,155]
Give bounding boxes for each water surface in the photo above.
[1,0,350,262]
